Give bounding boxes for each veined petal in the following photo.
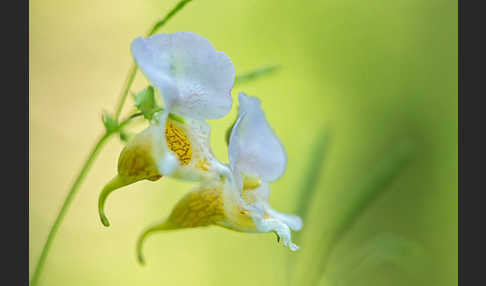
[136,179,301,258]
[228,93,287,184]
[157,112,229,181]
[131,32,235,119]
[98,124,164,226]
[117,124,165,181]
[136,180,226,264]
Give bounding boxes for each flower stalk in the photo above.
[30,132,111,286]
[29,1,193,285]
[30,112,146,285]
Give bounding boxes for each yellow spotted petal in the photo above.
[98,111,230,227]
[136,178,302,263]
[98,124,164,227]
[158,113,229,181]
[165,119,193,166]
[137,181,226,264]
[136,180,262,264]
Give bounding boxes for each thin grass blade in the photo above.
[286,127,331,285]
[308,140,415,286]
[295,128,332,241]
[326,232,427,286]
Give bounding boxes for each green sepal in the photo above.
[102,111,119,134]
[225,117,237,145]
[135,86,160,120]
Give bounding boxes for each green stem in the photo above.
[147,0,193,36]
[31,2,194,283]
[30,132,111,286]
[114,63,138,121]
[30,114,141,286]
[115,0,193,121]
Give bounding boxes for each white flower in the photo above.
[137,93,302,261]
[131,32,234,120]
[130,31,235,181]
[225,92,302,250]
[99,32,235,226]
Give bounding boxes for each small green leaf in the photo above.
[135,86,160,120]
[234,65,280,86]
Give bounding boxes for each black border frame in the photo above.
[458,0,485,285]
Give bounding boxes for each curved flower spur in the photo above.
[98,32,235,227]
[137,93,302,264]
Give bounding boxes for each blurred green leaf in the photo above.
[234,65,280,86]
[325,232,427,286]
[286,128,331,286]
[295,128,332,224]
[307,140,415,286]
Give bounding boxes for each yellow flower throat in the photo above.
[165,120,192,165]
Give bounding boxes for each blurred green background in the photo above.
[29,0,457,285]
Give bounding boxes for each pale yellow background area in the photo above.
[30,0,457,285]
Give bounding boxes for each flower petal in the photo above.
[156,112,229,181]
[137,180,226,264]
[131,32,235,119]
[264,205,303,231]
[247,203,300,251]
[228,93,287,184]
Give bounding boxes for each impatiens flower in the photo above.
[98,32,235,226]
[137,93,302,263]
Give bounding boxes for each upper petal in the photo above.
[131,32,235,119]
[228,93,287,184]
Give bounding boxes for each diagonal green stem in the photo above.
[29,112,143,286]
[30,1,193,285]
[114,0,193,121]
[114,63,138,120]
[147,0,193,36]
[30,132,112,286]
